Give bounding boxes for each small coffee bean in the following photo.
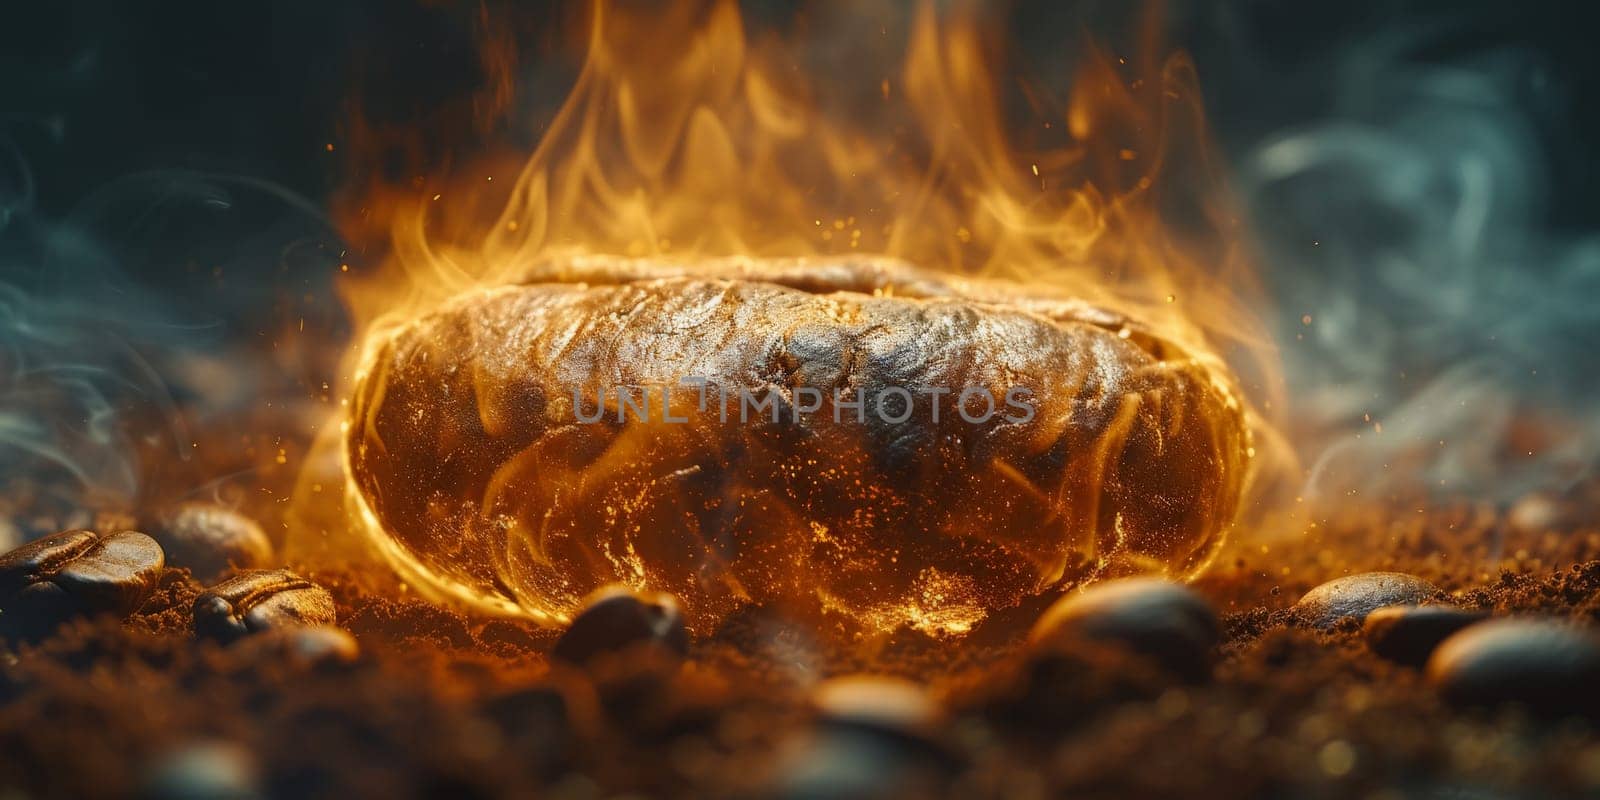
[1426,618,1600,718]
[812,675,943,737]
[152,503,272,582]
[229,625,359,667]
[774,677,950,799]
[1362,605,1488,666]
[0,529,164,638]
[773,727,947,800]
[551,586,688,666]
[1028,577,1220,681]
[138,740,261,800]
[193,568,335,643]
[768,729,940,800]
[1295,572,1437,629]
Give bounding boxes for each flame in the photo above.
[292,1,1289,632]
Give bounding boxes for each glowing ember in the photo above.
[307,1,1285,633]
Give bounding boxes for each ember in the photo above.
[322,1,1280,633]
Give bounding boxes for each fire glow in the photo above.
[296,1,1288,636]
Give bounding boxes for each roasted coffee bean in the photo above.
[0,529,164,638]
[1426,619,1600,717]
[229,625,359,667]
[551,586,688,666]
[193,569,336,642]
[137,741,261,800]
[1362,605,1489,666]
[1028,577,1220,681]
[774,726,949,800]
[152,503,272,582]
[774,676,951,799]
[0,529,98,599]
[1295,572,1438,629]
[812,675,943,737]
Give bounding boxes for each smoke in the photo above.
[0,118,343,513]
[0,121,178,504]
[0,286,179,502]
[1228,26,1600,502]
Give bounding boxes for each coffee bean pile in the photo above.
[1,493,1599,798]
[0,513,337,652]
[0,529,164,641]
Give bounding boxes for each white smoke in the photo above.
[1235,33,1600,501]
[0,120,339,511]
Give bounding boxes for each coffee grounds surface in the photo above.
[3,491,1600,798]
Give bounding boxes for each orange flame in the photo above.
[293,1,1289,631]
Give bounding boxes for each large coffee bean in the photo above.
[551,586,688,666]
[1362,605,1488,666]
[1028,577,1220,681]
[152,503,272,583]
[0,529,164,638]
[1426,619,1600,717]
[1295,572,1438,629]
[193,569,336,643]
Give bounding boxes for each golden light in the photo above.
[291,1,1287,637]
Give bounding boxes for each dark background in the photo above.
[4,2,1597,228]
